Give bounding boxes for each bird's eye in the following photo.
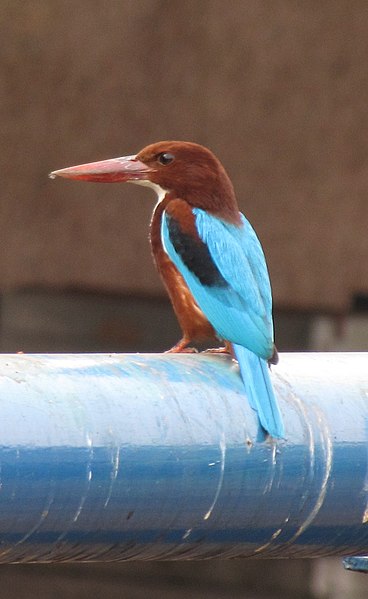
[157,152,175,166]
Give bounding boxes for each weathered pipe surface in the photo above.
[0,352,367,563]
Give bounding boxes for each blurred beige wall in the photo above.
[1,1,368,311]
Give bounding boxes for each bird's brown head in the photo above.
[50,141,240,221]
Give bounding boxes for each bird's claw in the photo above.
[166,346,198,354]
[165,339,198,354]
[202,346,230,354]
[202,341,233,355]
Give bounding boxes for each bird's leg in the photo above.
[166,337,198,354]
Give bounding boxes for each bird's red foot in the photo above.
[166,338,198,354]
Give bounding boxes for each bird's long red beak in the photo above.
[49,155,154,183]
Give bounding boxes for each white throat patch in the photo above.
[132,179,167,202]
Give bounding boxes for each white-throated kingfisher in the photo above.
[50,141,285,439]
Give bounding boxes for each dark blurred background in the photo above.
[0,1,367,597]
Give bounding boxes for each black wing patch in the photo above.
[166,215,228,288]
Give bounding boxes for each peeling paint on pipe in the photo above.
[0,352,367,563]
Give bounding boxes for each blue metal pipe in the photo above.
[0,352,367,563]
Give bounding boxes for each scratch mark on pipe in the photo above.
[276,373,316,509]
[262,440,278,495]
[270,442,277,466]
[17,491,55,542]
[72,433,94,523]
[254,526,283,553]
[54,432,94,543]
[104,445,120,508]
[182,528,192,539]
[203,432,226,520]
[290,405,333,542]
[0,481,56,558]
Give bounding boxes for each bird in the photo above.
[50,141,284,439]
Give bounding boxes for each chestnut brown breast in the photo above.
[150,196,216,343]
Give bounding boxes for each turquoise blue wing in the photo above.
[161,208,274,359]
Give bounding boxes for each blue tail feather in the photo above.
[232,344,285,439]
